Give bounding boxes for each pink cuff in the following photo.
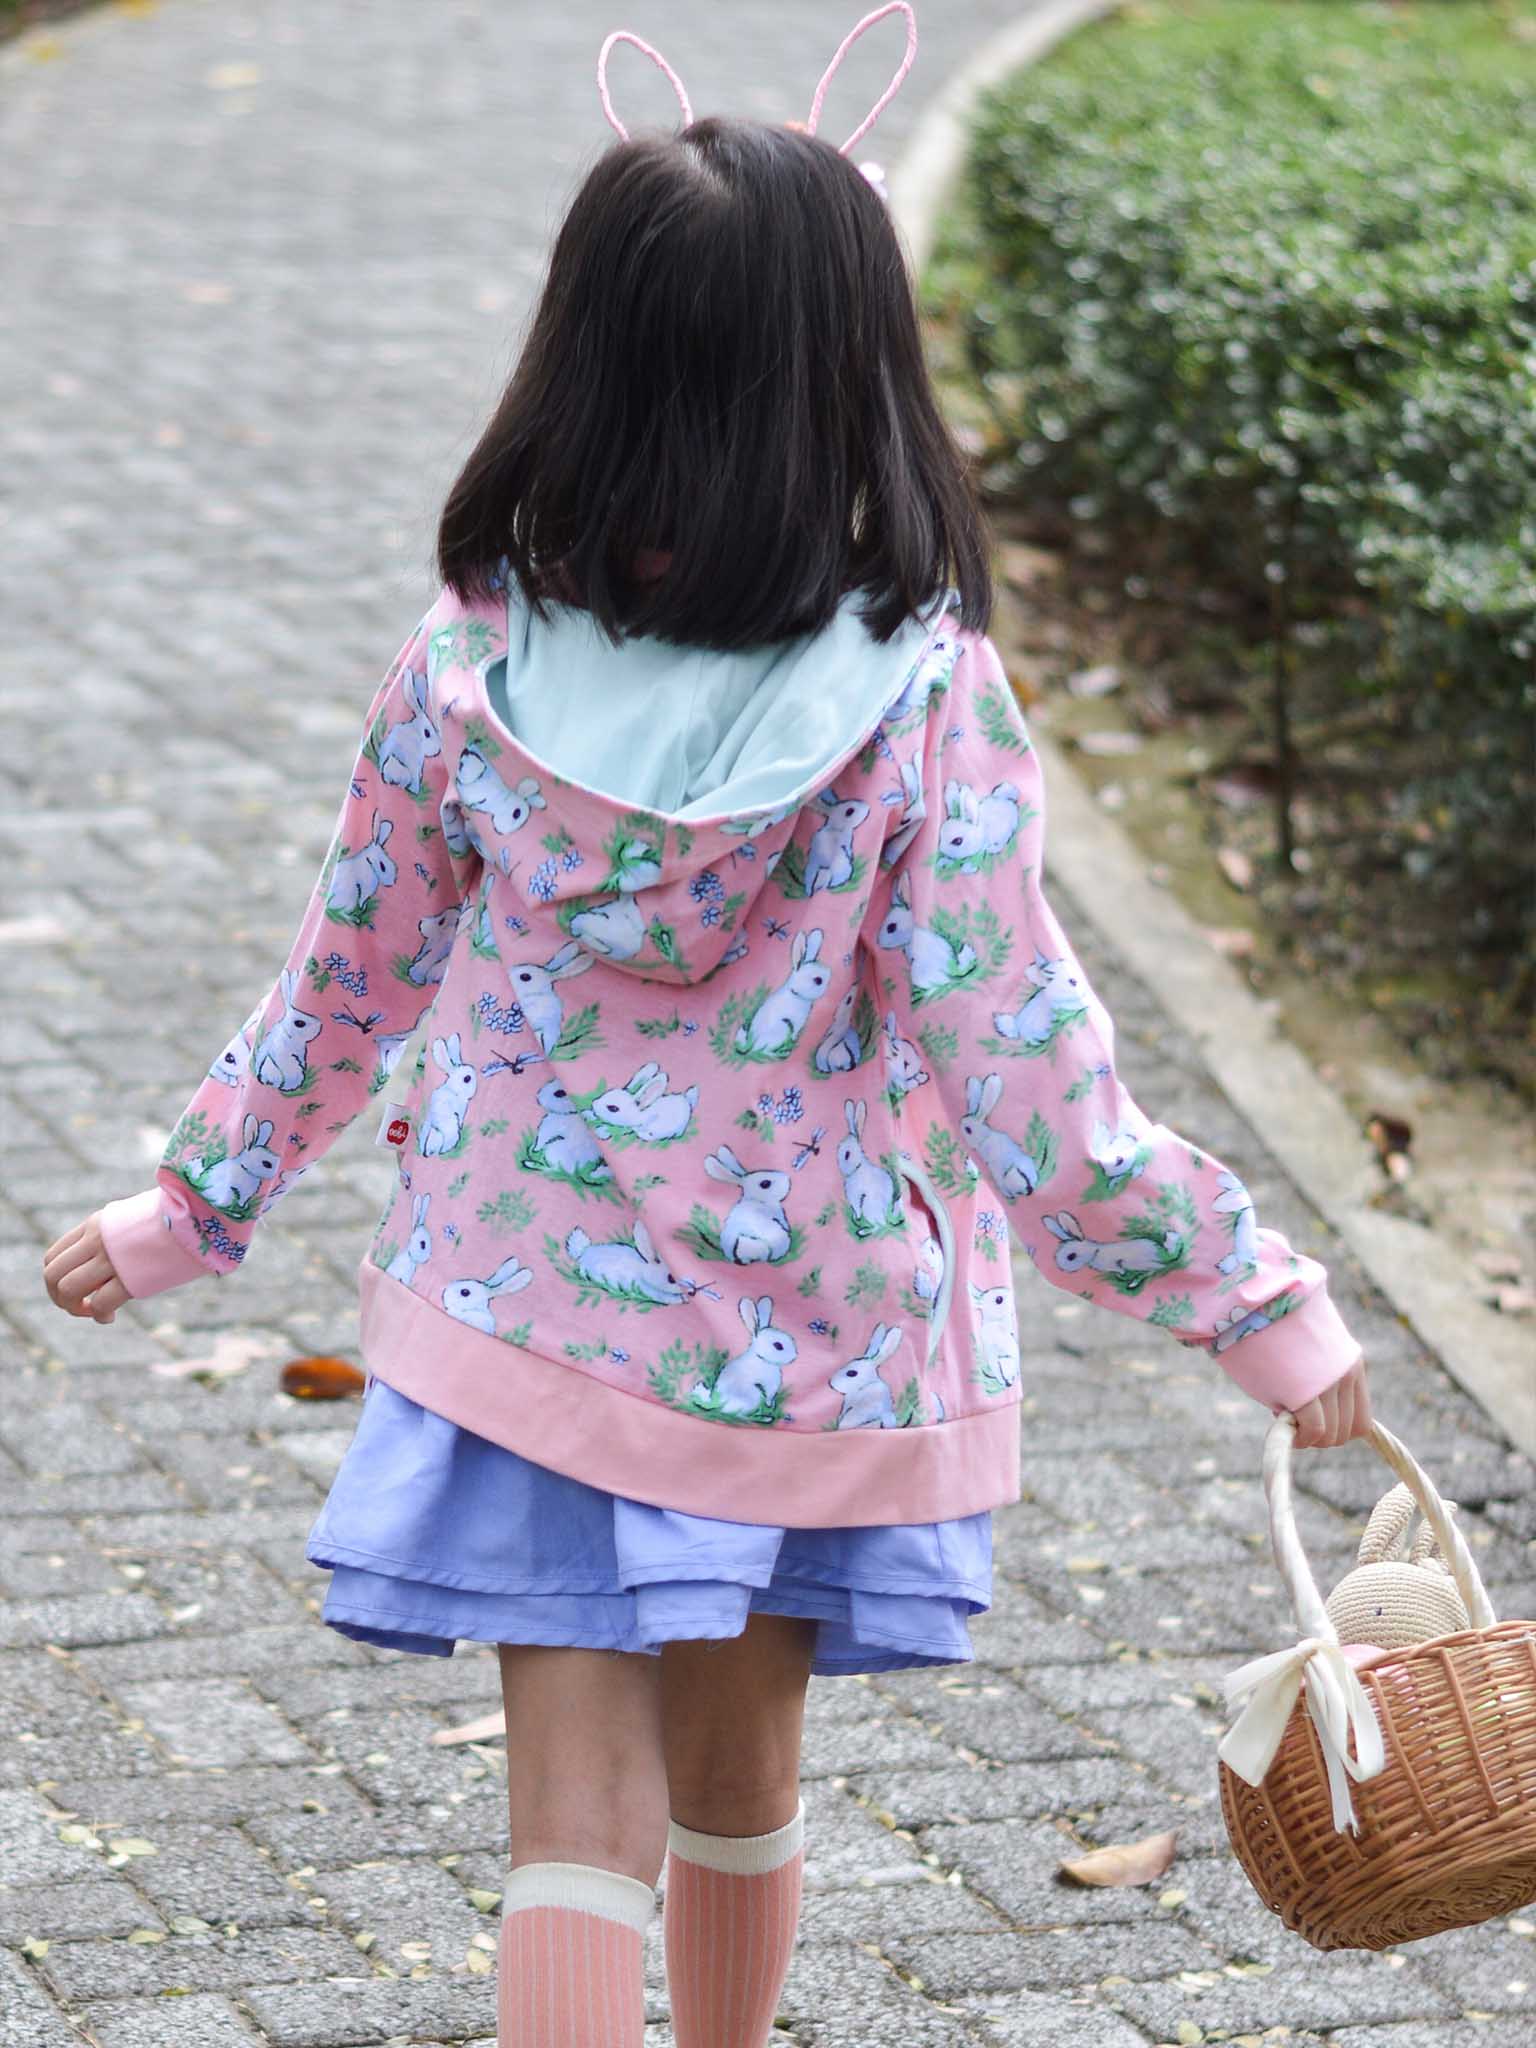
[97,1187,211,1300]
[1213,1285,1363,1412]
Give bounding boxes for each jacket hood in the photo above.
[453,586,952,987]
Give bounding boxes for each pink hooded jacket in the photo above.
[99,581,1361,1527]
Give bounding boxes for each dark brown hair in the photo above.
[437,117,991,650]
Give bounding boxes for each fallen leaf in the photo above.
[151,1333,276,1380]
[432,1710,506,1748]
[1059,1829,1178,1888]
[465,1946,494,1974]
[1476,1251,1525,1283]
[1202,927,1257,959]
[279,1355,367,1400]
[1077,728,1143,757]
[1216,847,1254,892]
[1001,542,1063,591]
[206,62,262,89]
[1067,661,1122,698]
[1208,765,1274,810]
[1364,1114,1414,1183]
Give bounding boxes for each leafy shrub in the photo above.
[940,0,1536,994]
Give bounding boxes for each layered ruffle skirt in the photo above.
[304,1376,992,1676]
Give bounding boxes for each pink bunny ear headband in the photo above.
[596,2,917,176]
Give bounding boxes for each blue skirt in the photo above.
[304,1376,992,1676]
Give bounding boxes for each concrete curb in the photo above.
[892,3,1536,1461]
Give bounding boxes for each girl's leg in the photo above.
[496,1643,668,2047]
[659,1614,817,2048]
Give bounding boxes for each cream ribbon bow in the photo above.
[1218,1636,1387,1835]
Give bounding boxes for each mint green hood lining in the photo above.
[486,589,943,823]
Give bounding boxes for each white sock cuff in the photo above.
[501,1859,656,1933]
[666,1797,805,1875]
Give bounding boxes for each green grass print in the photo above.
[773,836,870,901]
[649,1340,792,1427]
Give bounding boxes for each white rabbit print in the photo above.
[879,756,926,869]
[936,779,1023,874]
[883,1009,929,1098]
[441,1254,533,1334]
[208,1006,261,1088]
[327,811,397,921]
[567,893,647,961]
[195,1113,280,1215]
[960,1074,1043,1202]
[386,1193,433,1286]
[1084,1117,1151,1199]
[527,1080,612,1185]
[417,1034,477,1157]
[992,950,1090,1052]
[251,970,322,1093]
[838,1099,901,1237]
[564,1221,697,1308]
[801,788,871,894]
[883,631,959,730]
[375,668,441,796]
[830,1323,905,1428]
[507,940,595,1056]
[692,1296,797,1421]
[456,747,546,835]
[970,1281,1020,1394]
[1213,1170,1259,1277]
[1208,1294,1296,1353]
[439,794,477,861]
[734,929,830,1058]
[876,873,977,999]
[704,1146,794,1264]
[407,906,461,987]
[584,1064,697,1145]
[812,987,866,1076]
[1041,1209,1188,1294]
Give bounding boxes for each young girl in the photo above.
[43,11,1371,2045]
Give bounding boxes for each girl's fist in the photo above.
[43,1215,131,1324]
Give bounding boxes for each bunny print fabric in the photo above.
[99,584,1361,1529]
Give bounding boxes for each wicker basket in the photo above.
[1219,1415,1536,1952]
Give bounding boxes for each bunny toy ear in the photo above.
[596,29,694,141]
[805,2,918,156]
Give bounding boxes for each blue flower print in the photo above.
[529,858,559,902]
[324,951,369,998]
[611,1347,630,1365]
[505,913,529,936]
[690,870,725,903]
[477,992,527,1035]
[561,847,584,872]
[809,1317,831,1337]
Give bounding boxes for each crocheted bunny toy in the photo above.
[1324,1483,1471,1652]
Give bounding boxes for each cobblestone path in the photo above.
[1,3,1531,2043]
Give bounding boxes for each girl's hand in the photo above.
[42,1215,131,1325]
[1284,1356,1372,1451]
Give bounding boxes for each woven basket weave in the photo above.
[1219,1417,1536,1952]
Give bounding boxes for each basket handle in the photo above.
[1262,1414,1498,1640]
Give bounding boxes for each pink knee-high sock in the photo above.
[497,1860,655,2047]
[663,1798,805,2048]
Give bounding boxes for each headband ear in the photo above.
[596,30,694,142]
[805,2,918,157]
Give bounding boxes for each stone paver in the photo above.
[2,1,1533,2043]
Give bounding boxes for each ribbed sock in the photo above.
[663,1798,805,2048]
[497,1859,655,2047]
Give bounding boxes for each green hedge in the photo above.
[942,0,1536,987]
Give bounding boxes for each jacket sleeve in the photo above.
[873,630,1362,1414]
[97,607,482,1300]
